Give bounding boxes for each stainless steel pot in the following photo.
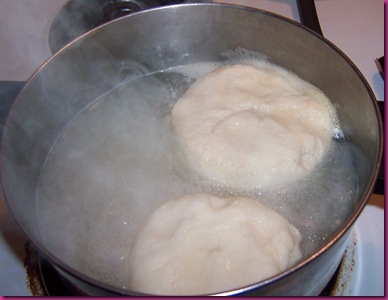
[0,3,382,296]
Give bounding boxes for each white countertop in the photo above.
[0,0,384,296]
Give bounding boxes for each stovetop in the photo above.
[0,0,384,296]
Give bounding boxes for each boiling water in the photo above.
[36,59,367,291]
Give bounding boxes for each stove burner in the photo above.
[48,0,212,54]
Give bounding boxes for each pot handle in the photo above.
[296,0,323,36]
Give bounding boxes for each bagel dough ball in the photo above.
[171,63,338,189]
[128,194,302,295]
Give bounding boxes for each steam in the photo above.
[35,69,197,288]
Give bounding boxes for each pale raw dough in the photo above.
[128,194,302,295]
[171,63,337,189]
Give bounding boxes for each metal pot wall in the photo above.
[0,3,382,296]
